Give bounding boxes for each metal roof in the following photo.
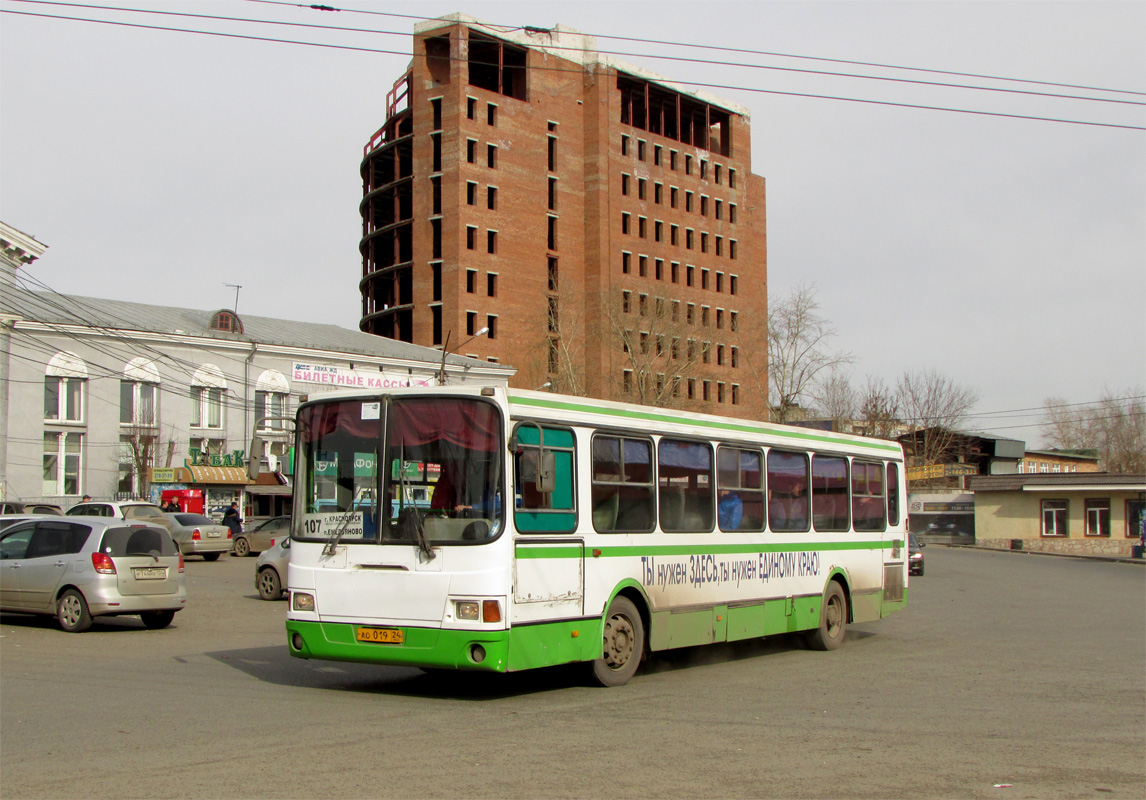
[5,288,511,372]
[968,473,1146,492]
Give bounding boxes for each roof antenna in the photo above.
[224,283,242,314]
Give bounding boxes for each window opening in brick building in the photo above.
[548,339,559,373]
[432,263,442,302]
[670,150,678,170]
[687,265,695,287]
[467,97,476,119]
[487,273,497,297]
[700,160,708,180]
[547,296,559,333]
[638,217,647,238]
[622,173,630,195]
[687,304,695,325]
[655,259,664,280]
[548,136,557,171]
[548,177,557,211]
[548,256,559,291]
[671,224,678,246]
[638,140,646,161]
[639,255,648,277]
[655,182,663,204]
[718,382,725,403]
[686,229,694,250]
[466,226,477,251]
[622,213,630,235]
[487,186,497,210]
[487,144,497,168]
[467,138,477,163]
[432,133,442,172]
[714,164,722,184]
[671,262,680,283]
[703,380,711,401]
[622,291,632,314]
[432,176,442,214]
[468,32,527,100]
[672,300,680,322]
[621,135,630,156]
[432,218,442,259]
[671,187,678,208]
[487,314,498,339]
[729,203,737,223]
[729,168,737,188]
[716,236,723,257]
[716,272,724,293]
[639,294,648,316]
[654,144,662,165]
[466,268,477,293]
[467,311,477,335]
[487,230,497,254]
[487,102,497,125]
[548,216,557,250]
[731,384,739,405]
[729,275,738,296]
[466,181,477,206]
[688,378,696,399]
[701,232,709,253]
[731,347,739,368]
[655,221,663,243]
[730,311,738,332]
[548,121,557,131]
[717,344,725,366]
[685,154,692,175]
[716,309,724,329]
[431,97,443,131]
[729,240,737,260]
[701,195,708,216]
[686,191,694,212]
[638,178,646,200]
[432,304,443,345]
[622,252,631,274]
[702,306,710,327]
[715,199,723,220]
[623,370,633,393]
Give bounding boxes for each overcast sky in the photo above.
[2,0,1143,444]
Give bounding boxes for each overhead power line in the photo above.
[3,4,1143,131]
[11,0,1144,108]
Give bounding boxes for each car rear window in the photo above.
[99,526,178,557]
[172,514,215,525]
[124,505,165,520]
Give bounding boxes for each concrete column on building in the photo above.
[0,221,48,502]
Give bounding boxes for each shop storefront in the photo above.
[151,465,251,520]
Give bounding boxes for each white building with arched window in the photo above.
[3,288,513,517]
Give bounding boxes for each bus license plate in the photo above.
[133,567,167,580]
[356,627,404,644]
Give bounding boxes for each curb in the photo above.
[941,543,1146,565]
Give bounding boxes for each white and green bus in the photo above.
[281,386,909,686]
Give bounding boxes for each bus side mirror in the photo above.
[536,450,556,494]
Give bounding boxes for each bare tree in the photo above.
[1041,389,1145,473]
[857,376,902,439]
[119,424,161,498]
[896,369,979,467]
[768,282,853,423]
[811,368,857,431]
[603,289,699,408]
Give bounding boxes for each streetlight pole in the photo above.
[437,327,489,386]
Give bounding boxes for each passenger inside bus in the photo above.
[430,458,500,517]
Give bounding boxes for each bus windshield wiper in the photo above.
[322,512,356,556]
[398,451,434,560]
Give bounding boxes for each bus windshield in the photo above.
[297,396,504,546]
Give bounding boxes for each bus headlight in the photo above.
[455,601,479,621]
[292,592,315,612]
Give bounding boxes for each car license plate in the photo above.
[207,531,222,538]
[356,627,404,644]
[133,567,167,580]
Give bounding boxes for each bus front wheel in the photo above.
[806,582,848,651]
[591,596,644,687]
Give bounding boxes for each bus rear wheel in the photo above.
[806,582,847,651]
[591,596,644,687]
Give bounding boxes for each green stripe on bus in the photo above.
[516,540,892,558]
[506,394,902,454]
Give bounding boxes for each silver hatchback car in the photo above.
[0,516,187,632]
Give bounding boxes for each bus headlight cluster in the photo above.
[455,601,479,621]
[292,592,315,612]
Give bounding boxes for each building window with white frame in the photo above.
[191,364,227,430]
[43,431,82,496]
[1041,499,1068,537]
[255,369,291,431]
[1085,498,1110,537]
[120,357,161,428]
[43,352,88,423]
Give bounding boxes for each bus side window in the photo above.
[513,424,576,533]
[852,461,887,532]
[767,450,809,532]
[659,439,714,532]
[592,435,654,533]
[887,462,901,526]
[718,446,765,531]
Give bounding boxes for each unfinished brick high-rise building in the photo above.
[359,14,768,420]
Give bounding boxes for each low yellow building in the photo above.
[969,474,1145,558]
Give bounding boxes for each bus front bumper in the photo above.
[285,620,509,672]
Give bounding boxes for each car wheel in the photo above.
[141,611,175,629]
[232,537,250,557]
[806,581,848,651]
[202,553,221,562]
[257,567,282,600]
[590,596,644,687]
[57,589,93,633]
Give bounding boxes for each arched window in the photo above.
[121,357,160,427]
[209,310,244,334]
[44,352,87,423]
[255,369,290,431]
[191,364,227,430]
